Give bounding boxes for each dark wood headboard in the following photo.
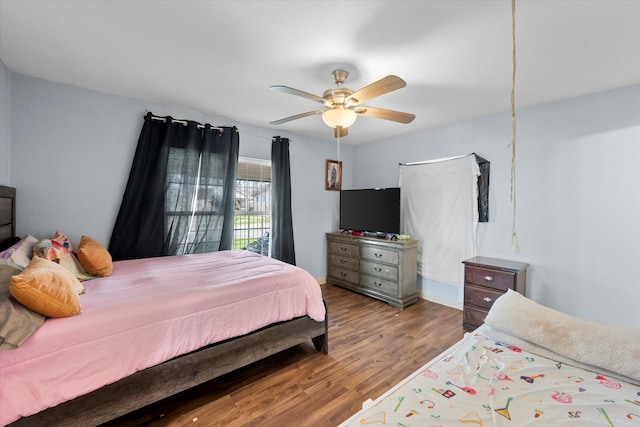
[0,185,16,246]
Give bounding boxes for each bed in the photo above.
[340,289,640,426]
[0,185,328,427]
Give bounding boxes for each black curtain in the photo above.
[109,113,238,260]
[270,137,296,265]
[474,154,490,222]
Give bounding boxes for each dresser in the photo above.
[462,256,529,330]
[326,232,418,309]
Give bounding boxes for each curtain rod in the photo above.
[399,154,474,166]
[149,114,224,131]
[238,129,275,140]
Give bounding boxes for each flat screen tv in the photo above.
[339,187,401,235]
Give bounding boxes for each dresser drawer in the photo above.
[361,274,398,296]
[329,266,359,285]
[465,266,516,291]
[361,246,398,265]
[327,232,419,309]
[464,284,505,310]
[463,305,488,329]
[361,260,397,281]
[330,254,359,271]
[330,241,359,257]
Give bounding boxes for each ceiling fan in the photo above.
[269,69,415,138]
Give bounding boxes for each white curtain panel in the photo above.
[399,155,480,285]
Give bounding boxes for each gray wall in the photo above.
[0,60,10,185]
[4,65,639,328]
[352,84,640,327]
[7,72,352,279]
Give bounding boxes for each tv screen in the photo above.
[339,187,401,235]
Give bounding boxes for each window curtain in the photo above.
[399,155,480,284]
[270,137,296,265]
[109,112,238,261]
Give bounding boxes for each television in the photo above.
[339,187,401,235]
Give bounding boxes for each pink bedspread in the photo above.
[0,250,325,425]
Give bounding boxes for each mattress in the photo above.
[340,290,640,426]
[341,328,640,426]
[0,250,325,425]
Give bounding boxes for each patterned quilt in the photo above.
[343,332,640,426]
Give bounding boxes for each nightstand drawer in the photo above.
[330,254,359,271]
[329,266,359,284]
[465,266,515,291]
[330,241,359,257]
[361,246,398,265]
[464,285,504,310]
[361,274,398,296]
[361,260,397,281]
[463,305,488,330]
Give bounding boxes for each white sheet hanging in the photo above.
[399,155,480,285]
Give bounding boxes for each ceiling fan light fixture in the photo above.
[322,108,357,129]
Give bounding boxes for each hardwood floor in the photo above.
[104,284,466,427]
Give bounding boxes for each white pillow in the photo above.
[0,235,39,270]
[485,289,640,383]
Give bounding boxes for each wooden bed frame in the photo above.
[0,185,329,427]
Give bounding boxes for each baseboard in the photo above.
[417,290,463,311]
[320,279,461,310]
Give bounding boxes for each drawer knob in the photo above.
[340,247,348,252]
[483,296,493,303]
[340,259,348,264]
[375,253,382,258]
[374,267,382,272]
[483,275,494,281]
[340,272,347,277]
[374,281,382,287]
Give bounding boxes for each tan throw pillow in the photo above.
[77,236,113,277]
[9,256,83,318]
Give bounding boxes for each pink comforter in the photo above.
[0,250,325,425]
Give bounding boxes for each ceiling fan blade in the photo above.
[269,110,324,125]
[346,75,407,106]
[354,106,415,124]
[270,85,327,104]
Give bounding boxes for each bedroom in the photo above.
[0,0,639,425]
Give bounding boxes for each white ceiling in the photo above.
[1,0,639,145]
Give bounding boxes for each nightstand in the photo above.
[462,256,528,330]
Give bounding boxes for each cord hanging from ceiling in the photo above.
[509,0,520,253]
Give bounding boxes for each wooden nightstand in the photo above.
[462,257,528,330]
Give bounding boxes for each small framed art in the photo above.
[326,159,342,191]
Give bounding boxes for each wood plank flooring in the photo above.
[103,284,466,427]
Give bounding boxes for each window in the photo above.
[166,147,227,255]
[234,158,271,256]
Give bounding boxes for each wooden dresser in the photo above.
[326,232,418,309]
[462,256,528,330]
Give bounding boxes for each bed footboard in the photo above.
[9,308,328,427]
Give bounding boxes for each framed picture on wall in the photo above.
[326,159,342,191]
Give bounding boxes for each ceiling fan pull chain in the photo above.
[510,0,520,253]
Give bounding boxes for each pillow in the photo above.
[33,239,95,281]
[0,265,46,350]
[77,235,113,277]
[9,256,83,318]
[485,289,640,383]
[0,235,39,270]
[52,230,73,252]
